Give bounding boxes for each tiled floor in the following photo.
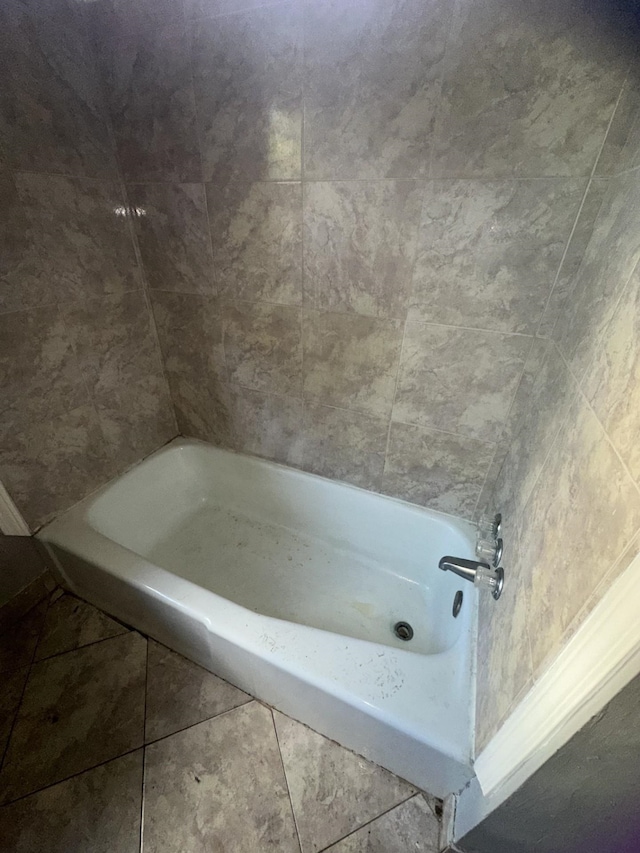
[0,589,443,852]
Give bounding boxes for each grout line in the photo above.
[471,335,541,518]
[505,343,579,530]
[315,793,420,853]
[380,172,429,472]
[139,639,149,853]
[565,249,640,392]
[143,698,255,749]
[426,0,458,181]
[388,417,498,446]
[19,173,606,186]
[93,7,180,445]
[547,528,640,673]
[555,343,640,502]
[382,317,408,476]
[471,441,502,522]
[0,745,144,809]
[533,175,594,340]
[540,74,628,344]
[0,593,55,773]
[0,689,253,809]
[30,627,130,666]
[270,709,304,853]
[189,0,294,24]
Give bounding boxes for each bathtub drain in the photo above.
[393,621,414,641]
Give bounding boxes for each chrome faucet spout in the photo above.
[438,556,489,583]
[439,555,504,599]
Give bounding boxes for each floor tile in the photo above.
[0,602,47,675]
[324,795,440,852]
[0,751,142,853]
[143,702,300,853]
[0,668,29,762]
[34,592,127,662]
[145,640,251,742]
[274,711,416,853]
[0,632,146,804]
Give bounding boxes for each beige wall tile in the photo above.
[431,0,628,179]
[410,179,585,334]
[192,3,302,183]
[521,392,640,676]
[129,182,216,295]
[382,422,495,517]
[302,311,402,418]
[393,323,530,442]
[207,181,302,305]
[301,403,388,491]
[583,264,640,483]
[224,302,302,396]
[304,181,423,318]
[303,0,452,180]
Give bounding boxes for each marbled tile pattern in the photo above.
[222,386,304,465]
[94,373,176,473]
[584,264,640,483]
[274,711,415,852]
[409,179,585,333]
[1,173,142,314]
[207,181,302,305]
[304,181,423,318]
[552,165,640,381]
[0,753,143,853]
[393,324,530,442]
[491,343,576,538]
[151,291,226,385]
[145,640,251,742]
[324,795,440,853]
[224,303,302,396]
[537,177,608,336]
[304,0,451,180]
[596,77,640,177]
[62,292,165,397]
[128,183,216,294]
[192,3,302,183]
[93,6,200,182]
[0,307,86,426]
[144,702,300,853]
[474,529,533,752]
[0,592,441,850]
[432,0,627,179]
[0,405,117,529]
[382,422,495,517]
[0,0,117,178]
[303,312,402,418]
[34,592,127,662]
[0,668,29,761]
[519,392,640,675]
[301,404,388,492]
[0,631,146,803]
[0,603,47,676]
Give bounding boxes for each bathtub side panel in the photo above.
[246,650,474,797]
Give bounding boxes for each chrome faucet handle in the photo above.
[477,512,502,538]
[474,564,504,600]
[476,536,503,567]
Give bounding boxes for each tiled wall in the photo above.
[0,0,177,531]
[475,72,640,750]
[2,0,639,781]
[83,0,635,523]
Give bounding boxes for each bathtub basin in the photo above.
[39,438,478,796]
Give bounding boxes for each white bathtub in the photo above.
[39,438,478,796]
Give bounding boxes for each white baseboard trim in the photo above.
[0,481,30,536]
[456,547,640,839]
